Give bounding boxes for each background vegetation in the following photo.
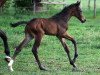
[0,0,100,75]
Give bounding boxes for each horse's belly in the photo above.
[44,25,57,35]
[44,29,57,35]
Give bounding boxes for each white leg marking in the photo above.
[5,56,14,72]
[8,65,14,72]
[5,56,11,59]
[8,59,14,72]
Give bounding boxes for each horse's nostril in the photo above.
[84,19,86,22]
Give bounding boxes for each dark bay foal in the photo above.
[9,1,86,71]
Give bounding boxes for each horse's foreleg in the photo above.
[1,36,10,59]
[0,31,10,61]
[62,32,78,63]
[57,37,76,68]
[3,39,12,65]
[3,37,10,57]
[32,33,46,70]
[8,34,32,71]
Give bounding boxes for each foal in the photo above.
[0,30,11,61]
[9,1,86,71]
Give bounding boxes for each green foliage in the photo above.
[4,0,13,9]
[2,0,15,13]
[15,0,33,7]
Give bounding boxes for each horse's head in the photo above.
[71,1,86,23]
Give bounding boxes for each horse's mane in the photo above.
[51,3,76,19]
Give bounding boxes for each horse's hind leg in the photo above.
[32,33,46,70]
[8,33,33,71]
[12,34,33,59]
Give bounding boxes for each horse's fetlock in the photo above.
[70,60,74,65]
[75,53,78,58]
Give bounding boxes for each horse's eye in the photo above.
[78,10,82,12]
[80,10,82,12]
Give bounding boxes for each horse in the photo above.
[0,30,11,61]
[8,1,86,71]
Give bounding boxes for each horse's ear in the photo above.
[76,1,81,6]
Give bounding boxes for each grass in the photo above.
[0,1,100,75]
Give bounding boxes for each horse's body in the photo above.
[0,30,10,58]
[9,1,86,71]
[27,18,66,36]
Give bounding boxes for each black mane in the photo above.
[50,3,77,20]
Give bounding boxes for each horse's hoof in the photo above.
[8,65,14,72]
[40,67,47,71]
[7,58,14,72]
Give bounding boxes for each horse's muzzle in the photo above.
[81,19,86,23]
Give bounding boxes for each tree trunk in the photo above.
[94,0,96,18]
[33,0,43,12]
[88,0,90,10]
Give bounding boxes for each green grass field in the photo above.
[0,1,100,75]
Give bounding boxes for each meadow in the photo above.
[0,1,100,75]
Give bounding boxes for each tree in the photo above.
[94,0,96,18]
[15,0,43,11]
[33,0,43,12]
[88,0,90,10]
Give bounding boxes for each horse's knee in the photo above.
[32,48,37,55]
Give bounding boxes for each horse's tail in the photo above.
[10,21,28,27]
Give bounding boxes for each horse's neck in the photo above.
[60,9,72,22]
[51,9,72,23]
